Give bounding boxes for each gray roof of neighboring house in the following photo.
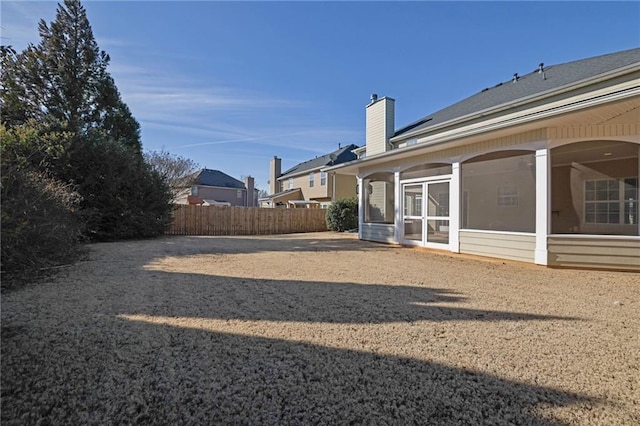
[194,169,245,189]
[280,144,359,178]
[393,47,640,139]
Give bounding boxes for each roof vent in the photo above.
[370,93,378,103]
[539,63,547,80]
[512,73,519,83]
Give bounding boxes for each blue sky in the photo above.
[2,1,639,192]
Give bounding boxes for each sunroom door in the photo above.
[403,184,424,244]
[403,180,451,247]
[425,181,450,247]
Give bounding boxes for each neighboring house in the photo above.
[326,48,640,271]
[175,169,258,207]
[260,144,359,208]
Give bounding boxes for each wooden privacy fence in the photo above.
[166,205,328,236]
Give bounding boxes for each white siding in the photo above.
[366,98,395,156]
[548,236,640,270]
[459,230,536,263]
[361,223,396,243]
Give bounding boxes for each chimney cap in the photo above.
[370,93,378,103]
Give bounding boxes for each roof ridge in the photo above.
[393,47,640,139]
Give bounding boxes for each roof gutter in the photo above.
[325,82,640,174]
[278,166,326,180]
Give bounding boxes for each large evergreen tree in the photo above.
[1,0,173,252]
[2,0,141,153]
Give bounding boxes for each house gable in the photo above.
[195,169,245,189]
[279,144,359,180]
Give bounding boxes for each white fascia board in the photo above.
[325,75,640,176]
[415,82,640,146]
[277,166,323,181]
[198,184,246,191]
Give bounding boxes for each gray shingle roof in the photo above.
[394,47,640,139]
[194,169,245,188]
[281,144,359,177]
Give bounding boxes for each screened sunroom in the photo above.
[326,48,639,270]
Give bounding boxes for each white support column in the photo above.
[535,148,550,265]
[357,176,364,240]
[450,162,461,253]
[394,171,402,243]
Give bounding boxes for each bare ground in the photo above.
[1,232,638,425]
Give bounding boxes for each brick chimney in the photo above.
[269,156,281,195]
[366,94,395,156]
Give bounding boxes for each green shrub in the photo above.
[1,128,83,286]
[326,198,358,232]
[63,136,173,241]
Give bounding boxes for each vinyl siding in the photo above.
[361,129,547,176]
[195,186,245,206]
[278,170,328,200]
[366,98,394,156]
[547,236,640,270]
[459,230,536,263]
[361,223,396,243]
[548,123,640,140]
[333,174,357,200]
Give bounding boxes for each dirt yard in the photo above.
[1,232,638,425]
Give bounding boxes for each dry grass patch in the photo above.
[2,232,638,424]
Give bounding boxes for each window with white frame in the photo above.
[288,177,293,189]
[236,189,242,199]
[404,188,422,216]
[585,177,638,225]
[497,186,519,207]
[309,172,315,188]
[320,171,327,186]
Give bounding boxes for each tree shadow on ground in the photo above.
[112,233,391,260]
[127,272,577,324]
[0,235,592,424]
[1,315,591,425]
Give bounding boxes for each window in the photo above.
[497,186,519,207]
[288,178,293,189]
[309,172,315,188]
[585,178,638,225]
[551,141,639,235]
[404,186,422,216]
[237,189,242,199]
[320,171,327,186]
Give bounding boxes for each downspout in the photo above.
[332,172,336,202]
